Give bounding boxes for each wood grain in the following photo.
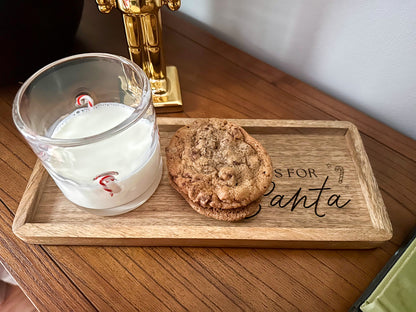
[12,118,392,248]
[0,1,415,311]
[0,201,95,311]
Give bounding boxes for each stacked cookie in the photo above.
[166,118,272,221]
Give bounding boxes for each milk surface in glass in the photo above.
[47,102,162,211]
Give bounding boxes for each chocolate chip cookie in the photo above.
[166,118,272,221]
[169,178,261,221]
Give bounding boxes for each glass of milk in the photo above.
[13,53,162,216]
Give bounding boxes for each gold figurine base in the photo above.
[153,66,183,113]
[96,0,183,113]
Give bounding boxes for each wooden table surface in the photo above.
[1,3,416,311]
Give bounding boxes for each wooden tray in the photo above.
[13,118,392,248]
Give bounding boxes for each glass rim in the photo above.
[12,53,152,147]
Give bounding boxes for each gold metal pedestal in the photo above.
[96,0,183,112]
[153,66,182,113]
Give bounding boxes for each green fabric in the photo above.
[361,238,416,312]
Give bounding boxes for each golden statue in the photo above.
[96,0,182,112]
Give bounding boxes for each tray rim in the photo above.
[13,118,393,248]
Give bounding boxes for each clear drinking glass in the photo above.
[13,53,162,216]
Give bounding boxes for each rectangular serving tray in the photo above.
[13,118,392,248]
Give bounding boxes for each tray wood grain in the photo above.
[12,118,392,248]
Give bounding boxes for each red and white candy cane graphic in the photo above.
[35,144,50,161]
[76,94,94,108]
[94,171,121,197]
[122,0,130,9]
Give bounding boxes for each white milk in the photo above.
[47,102,162,214]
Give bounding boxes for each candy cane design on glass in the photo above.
[75,94,94,108]
[94,171,121,197]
